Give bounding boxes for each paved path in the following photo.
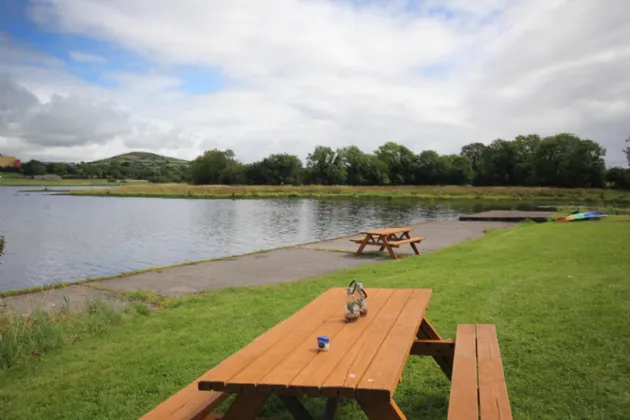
[1,220,514,314]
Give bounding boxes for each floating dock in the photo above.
[459,210,554,223]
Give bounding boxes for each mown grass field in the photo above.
[1,219,629,419]
[67,183,630,204]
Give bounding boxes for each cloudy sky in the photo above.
[0,0,628,165]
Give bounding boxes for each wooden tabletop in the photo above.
[198,287,433,401]
[360,227,413,236]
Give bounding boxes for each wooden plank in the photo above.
[220,392,268,420]
[356,289,433,401]
[321,289,415,398]
[446,325,478,420]
[387,237,424,247]
[288,289,396,395]
[223,290,346,393]
[409,339,454,357]
[140,383,227,420]
[198,288,344,391]
[477,325,512,420]
[357,397,407,420]
[259,289,385,394]
[417,318,442,340]
[361,227,412,236]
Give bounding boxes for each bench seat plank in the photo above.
[477,325,512,420]
[387,237,424,247]
[447,325,478,420]
[140,383,227,420]
[447,324,512,420]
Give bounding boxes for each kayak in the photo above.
[556,211,607,222]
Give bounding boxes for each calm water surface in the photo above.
[0,186,550,291]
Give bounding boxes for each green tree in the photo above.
[46,162,68,176]
[460,142,487,183]
[340,147,389,185]
[0,236,4,263]
[511,134,541,185]
[534,133,606,188]
[362,154,390,185]
[441,154,473,185]
[305,146,347,185]
[625,135,630,166]
[190,149,243,185]
[375,142,416,184]
[606,167,630,190]
[258,154,303,185]
[414,150,441,184]
[21,160,47,176]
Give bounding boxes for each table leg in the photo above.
[357,397,407,420]
[402,231,420,255]
[278,395,315,420]
[416,318,453,379]
[381,236,398,260]
[221,392,268,420]
[355,234,372,256]
[324,397,339,420]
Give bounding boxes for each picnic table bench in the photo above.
[350,227,424,260]
[142,288,511,420]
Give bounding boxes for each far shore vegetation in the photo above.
[0,217,628,419]
[3,133,630,191]
[67,183,630,204]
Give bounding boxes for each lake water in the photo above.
[0,186,553,292]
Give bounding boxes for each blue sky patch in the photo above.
[0,0,225,94]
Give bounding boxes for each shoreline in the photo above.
[66,192,630,204]
[0,220,516,313]
[0,233,357,298]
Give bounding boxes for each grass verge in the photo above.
[66,183,630,204]
[0,299,149,371]
[1,219,629,419]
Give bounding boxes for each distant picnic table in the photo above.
[351,227,424,260]
[142,287,512,420]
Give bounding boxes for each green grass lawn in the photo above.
[1,220,629,419]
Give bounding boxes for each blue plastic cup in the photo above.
[317,336,330,350]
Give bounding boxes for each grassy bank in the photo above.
[0,300,150,371]
[0,179,148,187]
[67,183,630,203]
[1,219,629,419]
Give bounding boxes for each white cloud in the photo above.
[68,50,107,63]
[0,0,626,165]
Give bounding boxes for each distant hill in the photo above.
[93,152,189,166]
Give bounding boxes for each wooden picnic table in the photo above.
[143,287,512,420]
[351,227,425,260]
[195,287,447,419]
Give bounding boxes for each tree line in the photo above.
[190,133,630,189]
[6,159,191,183]
[3,132,629,189]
